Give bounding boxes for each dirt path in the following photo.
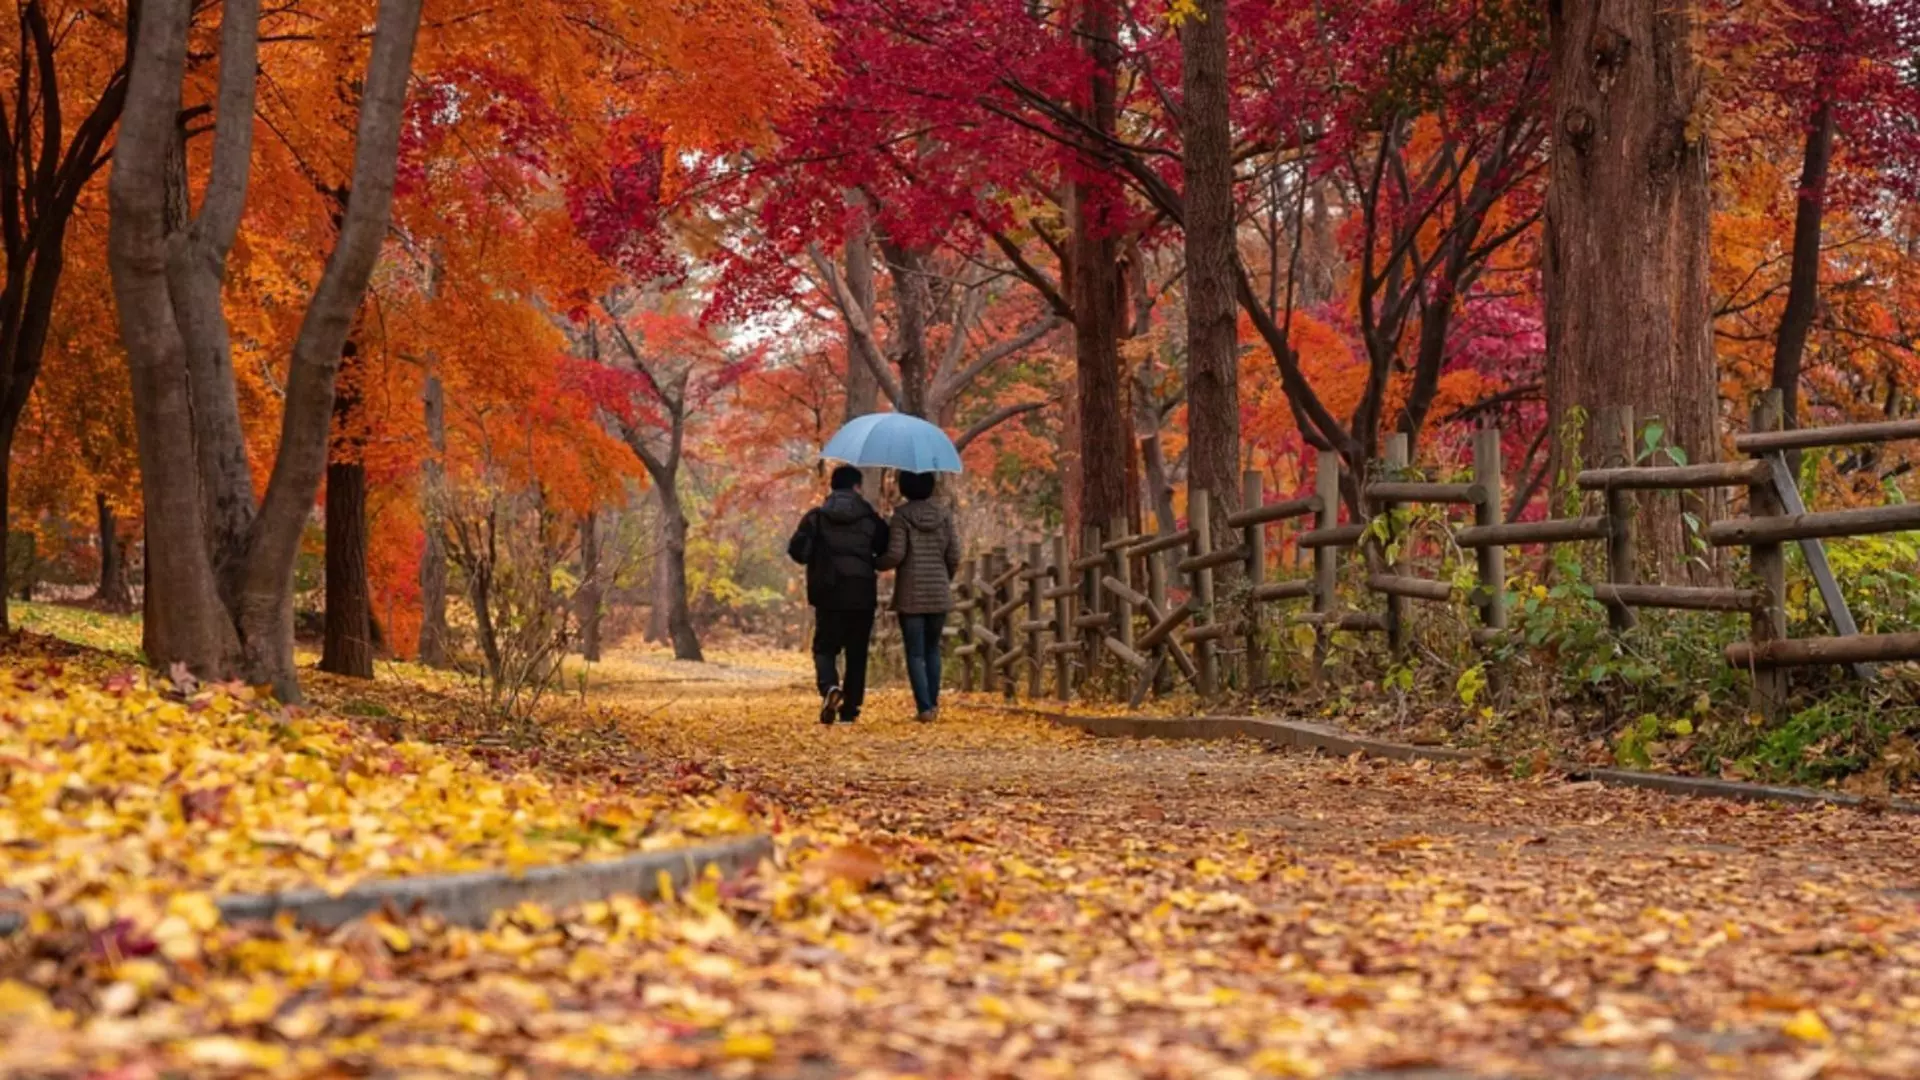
[591,670,1920,1079]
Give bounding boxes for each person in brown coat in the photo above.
[878,471,959,721]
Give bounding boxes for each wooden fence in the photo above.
[917,389,1920,721]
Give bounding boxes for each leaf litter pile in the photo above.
[2,645,1918,1078]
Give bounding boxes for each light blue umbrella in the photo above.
[820,412,964,474]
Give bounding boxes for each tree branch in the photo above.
[955,399,1048,451]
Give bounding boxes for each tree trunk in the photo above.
[417,372,450,667]
[842,193,881,421]
[1181,0,1241,566]
[111,0,245,680]
[1545,0,1717,574]
[579,511,603,661]
[1069,0,1130,533]
[881,239,933,417]
[1771,99,1835,431]
[657,484,704,662]
[320,346,373,678]
[94,492,132,610]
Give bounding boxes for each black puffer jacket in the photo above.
[787,490,889,610]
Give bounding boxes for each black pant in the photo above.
[812,608,875,719]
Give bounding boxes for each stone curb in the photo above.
[0,833,773,936]
[989,704,1920,815]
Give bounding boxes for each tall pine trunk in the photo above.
[1068,0,1129,533]
[1180,0,1241,562]
[1545,0,1717,574]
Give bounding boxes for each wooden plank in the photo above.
[1190,488,1219,697]
[1073,611,1115,630]
[1364,481,1483,505]
[1299,523,1366,549]
[1102,635,1150,671]
[1576,458,1771,491]
[1068,552,1109,573]
[1101,531,1145,553]
[1705,502,1920,546]
[1763,451,1871,680]
[1182,621,1240,644]
[1128,529,1194,557]
[1178,544,1249,574]
[1226,495,1321,528]
[991,647,1027,671]
[1136,603,1194,650]
[1026,540,1045,699]
[1017,618,1054,633]
[1366,573,1455,603]
[987,560,1026,591]
[1734,417,1920,455]
[990,595,1028,624]
[1101,575,1149,610]
[1727,632,1920,669]
[1252,579,1313,604]
[1040,584,1078,601]
[1453,515,1610,548]
[1297,612,1389,633]
[1382,435,1410,657]
[1594,583,1767,612]
[1044,641,1082,656]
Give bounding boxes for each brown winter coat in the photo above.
[878,499,959,614]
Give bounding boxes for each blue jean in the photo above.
[899,613,947,714]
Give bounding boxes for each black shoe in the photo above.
[820,687,842,725]
[836,712,857,726]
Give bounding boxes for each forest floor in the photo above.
[3,623,1920,1077]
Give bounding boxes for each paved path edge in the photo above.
[0,833,774,935]
[987,704,1920,815]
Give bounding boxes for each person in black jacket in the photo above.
[787,465,889,724]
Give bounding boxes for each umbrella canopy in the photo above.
[820,412,964,474]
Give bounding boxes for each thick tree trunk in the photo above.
[94,493,132,610]
[232,0,423,699]
[1545,0,1718,574]
[1181,0,1241,566]
[657,485,704,662]
[1069,0,1130,533]
[417,373,450,667]
[111,0,244,679]
[320,348,373,678]
[579,511,603,661]
[1771,100,1835,430]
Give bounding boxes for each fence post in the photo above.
[1147,538,1171,697]
[1312,452,1339,685]
[1472,428,1508,694]
[1081,524,1103,685]
[1191,487,1218,697]
[1051,532,1072,700]
[1109,515,1136,675]
[1750,391,1788,721]
[986,548,1006,694]
[1382,433,1411,658]
[1598,406,1639,632]
[1242,470,1267,690]
[1025,540,1044,699]
[959,558,977,692]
